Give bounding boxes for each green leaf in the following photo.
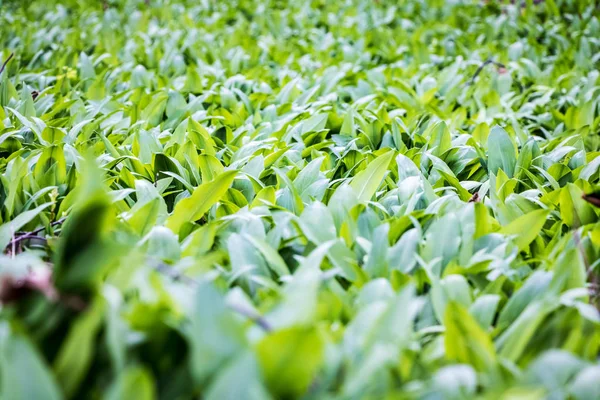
[426,120,451,157]
[199,154,225,182]
[206,351,271,400]
[579,156,600,181]
[141,91,168,128]
[256,326,323,398]
[34,145,67,187]
[126,198,161,236]
[301,113,328,135]
[560,183,596,228]
[53,299,105,397]
[364,223,390,277]
[569,366,600,400]
[243,234,290,276]
[298,202,337,244]
[497,271,553,328]
[0,324,62,400]
[166,170,238,234]
[432,274,473,322]
[487,126,517,178]
[549,248,587,294]
[421,213,461,275]
[106,366,156,400]
[433,365,477,399]
[349,150,394,202]
[496,299,557,362]
[469,294,501,330]
[499,209,550,251]
[187,281,246,383]
[53,160,115,291]
[444,302,497,372]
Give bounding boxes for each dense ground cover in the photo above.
[0,0,600,398]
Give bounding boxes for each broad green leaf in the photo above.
[34,145,67,188]
[579,156,600,181]
[497,271,553,328]
[53,160,115,291]
[301,113,328,134]
[243,233,290,276]
[144,226,181,262]
[199,154,225,182]
[499,209,550,251]
[53,299,105,397]
[256,326,323,398]
[549,248,587,294]
[496,299,557,362]
[432,274,473,322]
[106,367,156,400]
[421,213,461,274]
[187,281,246,383]
[298,202,337,244]
[444,302,497,372]
[469,294,501,330]
[426,120,451,157]
[206,351,271,400]
[569,366,600,400]
[364,223,389,277]
[166,170,238,234]
[126,198,161,236]
[0,324,62,400]
[433,365,477,399]
[560,183,596,228]
[349,150,394,202]
[487,126,517,178]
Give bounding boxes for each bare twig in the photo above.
[0,53,14,75]
[26,217,66,235]
[154,261,199,286]
[228,302,272,332]
[468,192,480,203]
[153,261,272,331]
[466,58,506,86]
[582,192,600,208]
[9,217,67,249]
[14,235,47,245]
[11,230,16,259]
[59,293,88,311]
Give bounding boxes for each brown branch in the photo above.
[11,232,15,258]
[9,217,67,248]
[582,192,600,208]
[466,58,506,86]
[152,262,272,331]
[0,53,14,75]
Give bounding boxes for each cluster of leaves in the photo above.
[1,0,600,398]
